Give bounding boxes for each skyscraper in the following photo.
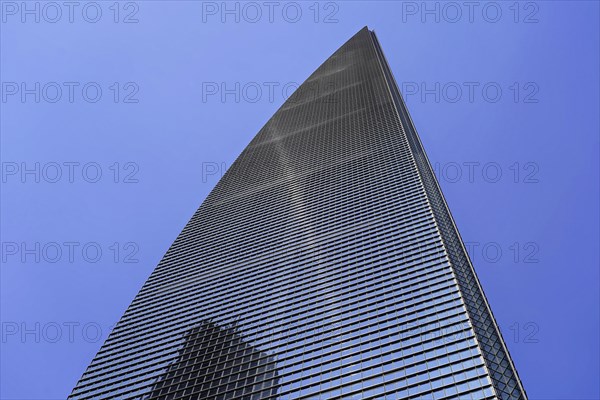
[70,27,527,400]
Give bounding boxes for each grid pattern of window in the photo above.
[69,27,526,400]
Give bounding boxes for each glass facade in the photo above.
[69,27,526,400]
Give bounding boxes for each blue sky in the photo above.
[1,1,599,399]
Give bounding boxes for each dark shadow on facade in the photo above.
[145,319,280,400]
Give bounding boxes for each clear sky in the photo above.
[1,1,599,399]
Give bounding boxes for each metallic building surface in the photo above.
[70,27,526,400]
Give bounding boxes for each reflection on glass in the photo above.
[146,319,279,399]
